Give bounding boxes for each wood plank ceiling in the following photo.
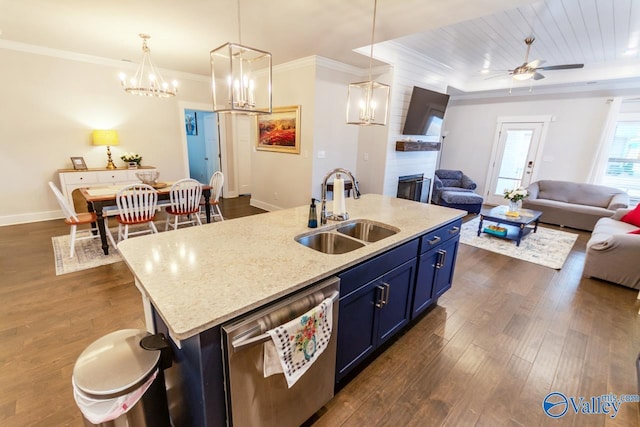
[388,0,640,92]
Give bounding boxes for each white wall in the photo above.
[313,60,361,199]
[0,48,210,225]
[249,58,316,211]
[249,57,365,210]
[442,94,611,196]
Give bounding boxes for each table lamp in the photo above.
[92,130,119,169]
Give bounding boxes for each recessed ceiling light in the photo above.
[480,69,490,74]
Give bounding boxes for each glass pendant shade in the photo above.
[346,80,390,126]
[210,42,272,114]
[512,66,534,81]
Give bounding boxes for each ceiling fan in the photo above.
[491,37,584,81]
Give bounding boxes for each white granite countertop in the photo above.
[118,194,464,340]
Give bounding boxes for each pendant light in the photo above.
[346,0,389,126]
[210,0,272,114]
[119,34,178,98]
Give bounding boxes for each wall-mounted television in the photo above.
[402,86,450,136]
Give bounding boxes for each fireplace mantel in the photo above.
[395,141,441,152]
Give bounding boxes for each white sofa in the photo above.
[522,180,629,231]
[583,208,640,290]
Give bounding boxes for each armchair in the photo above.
[431,169,483,214]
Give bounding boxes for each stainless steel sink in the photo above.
[295,219,399,254]
[336,220,399,242]
[295,232,365,254]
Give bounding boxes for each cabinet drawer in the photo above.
[419,218,462,254]
[59,172,99,185]
[97,170,129,183]
[339,239,419,297]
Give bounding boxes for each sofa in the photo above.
[522,180,629,231]
[583,208,640,290]
[431,169,484,214]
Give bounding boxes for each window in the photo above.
[600,113,640,207]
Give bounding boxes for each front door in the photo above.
[485,121,544,205]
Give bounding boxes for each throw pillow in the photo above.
[628,229,640,235]
[621,205,640,227]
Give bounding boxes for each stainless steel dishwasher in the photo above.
[222,277,340,427]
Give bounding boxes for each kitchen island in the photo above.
[118,194,465,426]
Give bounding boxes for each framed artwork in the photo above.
[185,112,197,135]
[256,106,301,154]
[70,157,87,170]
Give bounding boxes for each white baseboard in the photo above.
[249,198,282,212]
[0,210,62,226]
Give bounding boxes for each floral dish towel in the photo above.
[265,297,333,388]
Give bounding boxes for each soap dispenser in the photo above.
[308,198,318,228]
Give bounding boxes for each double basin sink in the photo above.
[295,219,399,254]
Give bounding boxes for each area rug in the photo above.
[52,232,122,275]
[459,217,578,269]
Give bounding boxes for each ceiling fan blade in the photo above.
[484,73,510,80]
[533,72,545,80]
[527,59,542,69]
[538,64,584,71]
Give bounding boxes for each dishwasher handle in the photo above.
[231,291,339,352]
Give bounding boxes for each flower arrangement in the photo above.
[503,186,528,202]
[121,152,142,164]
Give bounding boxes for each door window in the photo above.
[485,120,545,205]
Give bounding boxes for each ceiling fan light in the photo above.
[512,68,534,81]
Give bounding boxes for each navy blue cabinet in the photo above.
[432,237,459,299]
[336,240,419,382]
[412,219,461,318]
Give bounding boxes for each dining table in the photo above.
[79,182,212,255]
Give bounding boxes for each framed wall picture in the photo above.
[70,157,87,170]
[185,112,198,135]
[256,106,301,154]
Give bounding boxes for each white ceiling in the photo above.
[1,0,639,95]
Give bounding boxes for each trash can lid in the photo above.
[73,329,160,397]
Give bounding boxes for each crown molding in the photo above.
[0,39,209,82]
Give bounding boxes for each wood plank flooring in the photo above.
[1,198,639,426]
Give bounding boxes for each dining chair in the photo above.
[48,181,100,258]
[201,171,224,222]
[165,178,203,231]
[111,183,159,242]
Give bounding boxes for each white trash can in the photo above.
[72,329,172,427]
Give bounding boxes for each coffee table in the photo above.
[477,205,543,246]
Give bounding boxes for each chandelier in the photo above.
[119,34,178,98]
[210,0,272,114]
[346,0,389,126]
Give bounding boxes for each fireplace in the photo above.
[397,174,431,203]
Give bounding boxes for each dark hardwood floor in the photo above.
[1,198,638,426]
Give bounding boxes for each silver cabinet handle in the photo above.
[381,282,390,306]
[428,236,441,245]
[449,226,460,234]
[375,285,385,308]
[436,249,447,269]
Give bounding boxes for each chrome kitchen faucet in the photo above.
[320,168,361,225]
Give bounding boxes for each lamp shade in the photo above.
[92,130,119,146]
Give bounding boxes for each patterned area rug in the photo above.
[52,231,122,275]
[460,217,578,269]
